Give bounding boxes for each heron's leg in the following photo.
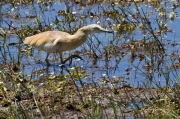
[59,52,63,64]
[62,55,71,64]
[45,53,51,66]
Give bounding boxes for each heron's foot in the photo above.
[62,55,83,64]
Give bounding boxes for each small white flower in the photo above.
[102,74,106,77]
[70,67,75,70]
[19,78,23,82]
[50,23,54,26]
[72,12,76,14]
[0,82,4,85]
[76,58,81,62]
[36,109,40,113]
[106,18,110,21]
[3,87,7,91]
[11,8,14,12]
[17,83,21,87]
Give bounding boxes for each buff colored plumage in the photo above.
[24,24,112,65]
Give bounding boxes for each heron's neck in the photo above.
[72,29,88,44]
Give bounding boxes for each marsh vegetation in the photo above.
[0,0,180,118]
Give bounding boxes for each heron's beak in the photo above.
[103,29,114,33]
[100,28,113,33]
[106,30,114,33]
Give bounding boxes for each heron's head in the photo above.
[80,24,113,34]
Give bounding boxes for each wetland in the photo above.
[0,0,180,118]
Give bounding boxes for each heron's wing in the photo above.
[24,31,70,47]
